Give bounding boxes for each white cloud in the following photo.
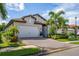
[54,4,76,10]
[6,3,24,11]
[68,18,79,25]
[42,3,79,25]
[42,10,50,19]
[0,15,9,24]
[0,20,8,24]
[19,3,24,10]
[64,11,79,18]
[2,20,8,23]
[55,8,65,13]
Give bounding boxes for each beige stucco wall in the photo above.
[33,15,46,24]
[24,17,35,24]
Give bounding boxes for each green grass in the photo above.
[70,42,79,44]
[0,48,40,56]
[0,43,9,48]
[56,39,70,42]
[0,42,25,48]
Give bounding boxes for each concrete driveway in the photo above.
[21,38,74,49]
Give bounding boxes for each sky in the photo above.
[1,3,79,25]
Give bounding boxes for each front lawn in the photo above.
[0,48,41,56]
[56,39,70,42]
[0,43,9,48]
[70,42,79,44]
[50,34,79,42]
[0,42,24,48]
[51,34,70,42]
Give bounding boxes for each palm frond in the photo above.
[49,11,55,18]
[57,10,65,16]
[0,3,7,19]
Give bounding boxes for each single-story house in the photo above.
[67,24,79,35]
[5,14,48,38]
[56,24,79,35]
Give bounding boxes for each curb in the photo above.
[33,45,79,56]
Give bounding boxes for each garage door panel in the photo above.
[18,26,40,37]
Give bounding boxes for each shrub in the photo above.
[77,36,79,40]
[68,35,77,41]
[68,32,77,41]
[0,48,41,56]
[0,32,2,43]
[0,26,21,48]
[3,26,19,42]
[11,36,18,42]
[0,43,9,48]
[51,34,68,39]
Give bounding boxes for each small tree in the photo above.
[0,23,6,43]
[47,10,65,37]
[58,16,69,35]
[2,26,19,43]
[8,26,19,42]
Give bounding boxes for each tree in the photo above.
[0,3,7,19]
[0,23,6,32]
[58,16,69,34]
[3,26,19,42]
[0,3,7,43]
[47,10,65,36]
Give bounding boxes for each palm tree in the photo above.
[47,10,65,36]
[58,16,69,34]
[0,3,7,32]
[0,3,7,19]
[0,3,7,43]
[0,23,6,31]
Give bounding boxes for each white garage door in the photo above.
[18,26,40,37]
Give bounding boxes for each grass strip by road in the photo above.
[0,48,41,56]
[70,42,79,44]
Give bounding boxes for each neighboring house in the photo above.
[67,24,75,33]
[67,24,79,35]
[5,14,48,38]
[48,24,79,35]
[57,24,79,35]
